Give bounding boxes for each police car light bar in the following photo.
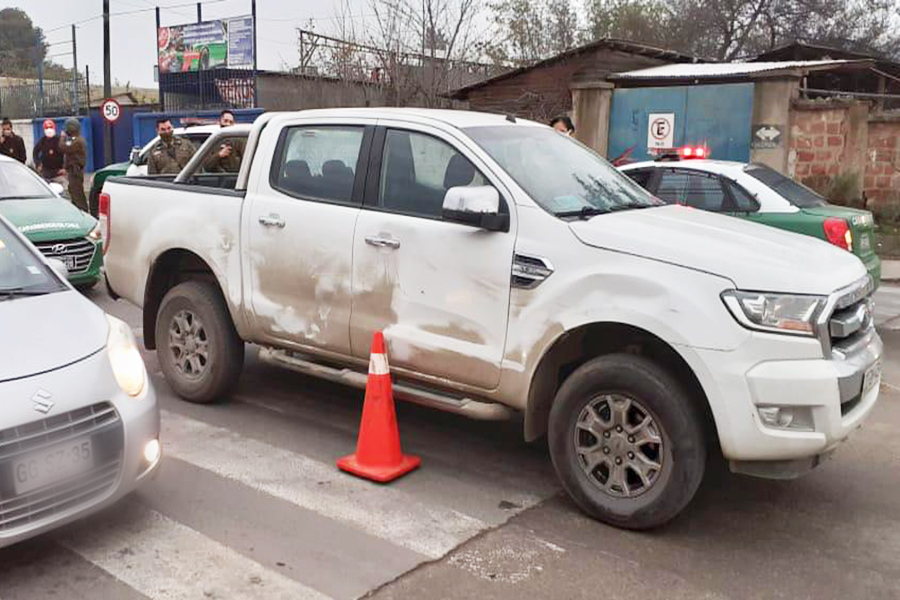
[678,145,708,159]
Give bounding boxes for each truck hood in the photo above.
[0,199,95,243]
[569,205,867,295]
[0,290,108,383]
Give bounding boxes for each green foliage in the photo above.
[0,8,46,78]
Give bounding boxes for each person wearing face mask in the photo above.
[0,118,27,163]
[33,119,65,183]
[147,117,196,175]
[59,118,89,212]
[203,109,245,173]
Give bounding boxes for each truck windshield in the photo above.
[744,163,826,208]
[0,220,64,299]
[465,126,662,217]
[0,162,55,201]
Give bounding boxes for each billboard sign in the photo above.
[158,16,254,74]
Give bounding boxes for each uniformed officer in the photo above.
[59,118,89,213]
[147,117,196,175]
[33,119,65,183]
[0,118,26,163]
[203,109,245,173]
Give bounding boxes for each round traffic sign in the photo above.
[651,118,671,140]
[101,98,122,124]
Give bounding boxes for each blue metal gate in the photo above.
[608,83,754,163]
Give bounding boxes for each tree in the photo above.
[0,8,47,78]
[487,0,581,65]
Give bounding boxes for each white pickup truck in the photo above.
[102,109,882,529]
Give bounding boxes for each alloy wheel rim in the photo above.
[168,309,209,380]
[573,394,665,498]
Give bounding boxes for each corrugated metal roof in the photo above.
[611,60,871,80]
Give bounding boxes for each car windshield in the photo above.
[0,162,55,200]
[465,126,662,217]
[0,220,64,299]
[744,163,826,208]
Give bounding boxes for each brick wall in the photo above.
[789,104,848,180]
[866,119,900,204]
[789,100,900,206]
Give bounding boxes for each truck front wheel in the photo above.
[549,354,706,529]
[156,281,244,403]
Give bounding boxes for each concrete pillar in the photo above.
[844,101,870,198]
[570,81,614,157]
[750,77,800,174]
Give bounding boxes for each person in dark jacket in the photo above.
[147,117,196,175]
[0,118,27,163]
[550,116,575,137]
[33,119,66,183]
[60,118,89,212]
[203,109,245,173]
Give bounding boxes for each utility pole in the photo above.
[103,0,113,166]
[252,0,258,107]
[156,6,165,112]
[72,25,79,115]
[197,2,202,22]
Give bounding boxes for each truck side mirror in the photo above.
[48,182,65,196]
[47,258,69,279]
[441,186,509,232]
[130,146,141,164]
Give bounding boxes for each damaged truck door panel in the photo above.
[102,109,883,530]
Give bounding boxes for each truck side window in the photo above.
[273,126,364,205]
[378,130,486,219]
[725,181,760,212]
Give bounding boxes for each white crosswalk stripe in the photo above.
[161,410,494,559]
[58,507,333,600]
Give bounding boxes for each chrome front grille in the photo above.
[818,276,876,358]
[0,402,123,533]
[33,237,97,275]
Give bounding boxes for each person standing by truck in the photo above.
[33,119,66,184]
[60,118,89,212]
[148,117,196,175]
[203,109,245,173]
[0,118,26,163]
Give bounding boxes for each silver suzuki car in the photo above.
[0,214,159,549]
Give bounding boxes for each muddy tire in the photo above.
[549,353,706,530]
[156,281,244,403]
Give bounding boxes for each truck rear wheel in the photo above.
[156,281,244,403]
[548,354,706,529]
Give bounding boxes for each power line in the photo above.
[43,0,230,33]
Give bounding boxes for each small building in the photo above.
[448,38,702,125]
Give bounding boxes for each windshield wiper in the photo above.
[608,202,656,212]
[0,195,52,200]
[555,206,610,219]
[0,287,50,301]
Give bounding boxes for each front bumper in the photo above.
[0,349,159,549]
[687,328,882,475]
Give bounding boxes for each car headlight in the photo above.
[722,291,825,336]
[87,221,102,242]
[106,315,146,396]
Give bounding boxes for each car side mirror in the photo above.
[441,186,508,232]
[48,182,65,196]
[47,258,69,278]
[130,146,141,164]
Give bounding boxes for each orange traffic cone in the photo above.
[337,331,421,482]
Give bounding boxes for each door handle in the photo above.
[365,235,400,249]
[258,214,285,228]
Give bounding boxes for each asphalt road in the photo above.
[1,286,898,600]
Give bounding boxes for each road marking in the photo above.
[161,410,488,559]
[58,507,331,600]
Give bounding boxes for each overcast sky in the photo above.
[10,0,373,88]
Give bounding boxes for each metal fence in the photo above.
[0,77,89,119]
[159,67,256,111]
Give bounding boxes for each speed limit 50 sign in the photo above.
[101,98,122,124]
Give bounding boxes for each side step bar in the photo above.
[259,348,512,421]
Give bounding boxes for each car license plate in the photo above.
[863,360,882,397]
[13,438,94,495]
[860,234,871,253]
[62,255,76,271]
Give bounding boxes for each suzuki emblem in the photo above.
[32,389,54,414]
[51,243,67,254]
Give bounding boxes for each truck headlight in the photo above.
[88,221,102,242]
[722,291,825,336]
[106,315,146,396]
